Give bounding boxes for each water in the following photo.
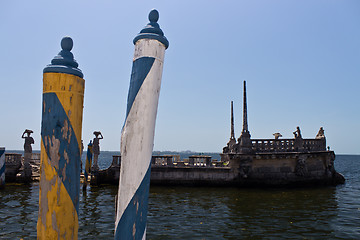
[0,153,359,239]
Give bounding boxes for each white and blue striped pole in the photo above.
[115,9,169,239]
[0,147,5,188]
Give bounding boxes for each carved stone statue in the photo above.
[92,131,103,171]
[273,133,282,139]
[316,127,325,139]
[22,129,34,154]
[293,126,302,139]
[20,129,34,179]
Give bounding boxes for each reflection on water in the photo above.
[0,155,359,239]
[226,188,338,239]
[79,185,118,239]
[0,184,38,239]
[147,187,339,239]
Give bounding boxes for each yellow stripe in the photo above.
[43,72,85,153]
[37,140,79,239]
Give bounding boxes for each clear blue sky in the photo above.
[1,1,359,154]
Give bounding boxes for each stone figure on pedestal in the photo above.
[293,126,303,152]
[316,127,325,139]
[20,129,34,179]
[273,133,282,139]
[92,131,103,171]
[293,126,302,139]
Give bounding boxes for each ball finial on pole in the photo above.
[61,37,73,51]
[149,9,159,22]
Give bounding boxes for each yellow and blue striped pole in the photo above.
[37,37,84,239]
[115,9,169,239]
[0,147,5,189]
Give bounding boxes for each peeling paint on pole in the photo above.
[37,37,84,239]
[115,9,168,239]
[0,147,5,188]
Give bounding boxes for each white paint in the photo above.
[115,38,166,233]
[133,39,166,62]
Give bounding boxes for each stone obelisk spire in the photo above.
[242,81,249,133]
[226,101,236,152]
[230,101,235,140]
[238,80,252,153]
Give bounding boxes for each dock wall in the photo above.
[222,151,342,186]
[4,151,344,187]
[150,166,234,186]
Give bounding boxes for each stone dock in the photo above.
[3,82,346,188]
[3,149,345,187]
[91,149,345,187]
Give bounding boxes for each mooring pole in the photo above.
[115,9,169,239]
[0,147,5,189]
[83,140,93,191]
[37,37,84,239]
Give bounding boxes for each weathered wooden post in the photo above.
[83,140,93,190]
[0,147,5,188]
[115,9,169,239]
[37,37,84,239]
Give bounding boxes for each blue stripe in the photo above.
[126,57,155,119]
[0,150,5,178]
[85,145,92,180]
[41,92,80,213]
[115,163,151,239]
[0,165,5,178]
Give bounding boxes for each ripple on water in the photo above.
[0,154,359,239]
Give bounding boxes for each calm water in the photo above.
[0,153,359,239]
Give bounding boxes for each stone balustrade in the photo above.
[5,153,22,181]
[151,155,180,166]
[150,155,225,168]
[251,138,326,153]
[5,153,22,166]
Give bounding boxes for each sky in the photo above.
[1,1,359,154]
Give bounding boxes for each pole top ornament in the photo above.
[43,36,84,78]
[133,9,169,49]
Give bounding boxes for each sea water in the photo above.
[0,153,359,239]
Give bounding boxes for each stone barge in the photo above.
[4,149,344,187]
[90,149,344,187]
[4,81,345,187]
[92,81,344,187]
